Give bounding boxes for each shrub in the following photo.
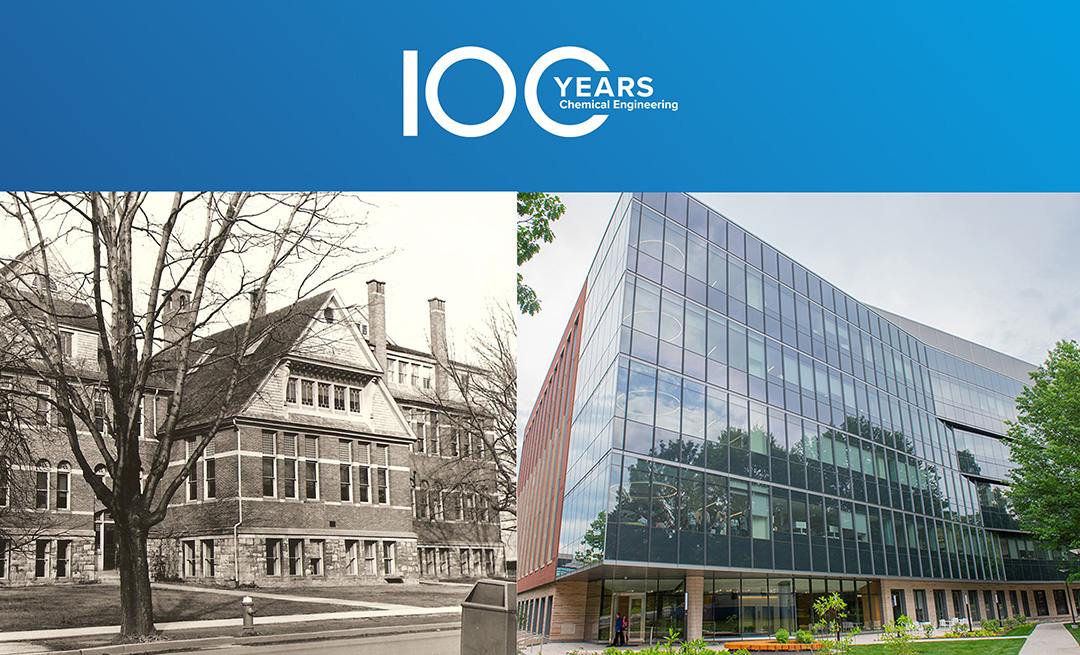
[734,650,751,655]
[922,622,934,639]
[775,628,791,643]
[680,638,711,655]
[881,615,916,655]
[795,629,815,644]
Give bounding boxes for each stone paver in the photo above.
[1019,622,1080,654]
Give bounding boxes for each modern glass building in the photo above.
[517,193,1075,644]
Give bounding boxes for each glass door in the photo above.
[627,593,645,643]
[612,593,648,644]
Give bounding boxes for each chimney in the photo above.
[162,289,193,344]
[250,288,266,319]
[429,297,448,395]
[367,280,387,374]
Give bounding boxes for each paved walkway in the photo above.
[1019,622,1080,654]
[150,581,421,611]
[0,582,464,651]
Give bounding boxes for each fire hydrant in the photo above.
[241,596,257,635]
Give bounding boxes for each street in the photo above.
[214,630,461,655]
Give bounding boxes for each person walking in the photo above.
[611,613,624,647]
[617,613,628,646]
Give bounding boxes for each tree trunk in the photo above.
[116,521,155,638]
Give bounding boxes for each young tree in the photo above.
[1006,339,1080,553]
[0,192,377,637]
[517,192,565,315]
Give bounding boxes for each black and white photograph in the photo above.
[0,192,515,655]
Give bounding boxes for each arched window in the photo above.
[35,460,50,509]
[56,461,71,510]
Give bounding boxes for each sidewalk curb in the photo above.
[43,621,461,655]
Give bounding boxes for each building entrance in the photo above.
[611,593,646,643]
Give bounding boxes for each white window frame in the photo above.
[339,440,353,503]
[201,540,215,577]
[364,540,377,574]
[35,380,51,426]
[203,454,216,499]
[283,433,298,499]
[287,538,304,576]
[35,539,50,578]
[308,539,324,576]
[382,541,395,575]
[182,540,196,577]
[265,538,282,576]
[55,462,71,510]
[287,376,364,415]
[185,439,198,502]
[262,431,277,498]
[35,460,50,510]
[59,330,73,358]
[304,435,319,501]
[345,539,359,575]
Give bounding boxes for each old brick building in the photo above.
[0,260,506,586]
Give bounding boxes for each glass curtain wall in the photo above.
[555,193,1062,582]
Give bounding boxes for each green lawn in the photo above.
[1066,623,1080,646]
[0,584,348,631]
[1003,623,1036,636]
[853,639,1026,655]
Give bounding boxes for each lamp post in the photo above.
[1059,569,1075,629]
[1067,548,1080,629]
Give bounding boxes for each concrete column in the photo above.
[686,573,704,641]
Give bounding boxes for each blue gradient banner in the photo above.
[2,2,1079,190]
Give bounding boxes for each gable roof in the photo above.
[174,290,338,428]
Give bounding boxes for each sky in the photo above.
[518,193,1080,430]
[0,192,515,359]
[340,193,514,355]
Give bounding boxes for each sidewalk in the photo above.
[0,581,463,653]
[148,581,423,611]
[0,604,462,643]
[0,622,461,655]
[1019,622,1080,654]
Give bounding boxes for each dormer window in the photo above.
[286,375,363,415]
[244,336,266,357]
[59,331,73,357]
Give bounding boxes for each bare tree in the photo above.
[0,379,61,550]
[421,302,517,537]
[0,192,379,637]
